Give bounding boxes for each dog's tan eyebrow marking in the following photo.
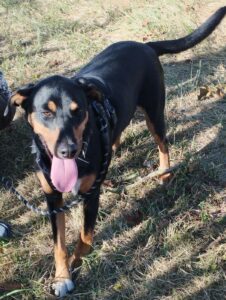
[47,100,57,112]
[70,101,78,111]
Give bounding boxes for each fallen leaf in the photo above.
[198,86,212,100]
[198,84,226,100]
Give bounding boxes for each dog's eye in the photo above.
[42,111,53,118]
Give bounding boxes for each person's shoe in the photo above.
[0,71,15,130]
[0,221,12,239]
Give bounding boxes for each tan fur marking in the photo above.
[29,112,60,154]
[48,100,57,112]
[77,229,93,254]
[112,134,121,152]
[54,211,70,280]
[36,171,53,194]
[70,101,78,111]
[11,93,26,106]
[144,111,170,182]
[79,173,96,194]
[69,229,93,268]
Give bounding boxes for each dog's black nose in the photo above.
[57,143,77,159]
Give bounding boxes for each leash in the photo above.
[1,177,83,217]
[1,99,116,217]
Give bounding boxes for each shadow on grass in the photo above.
[0,115,47,225]
[0,115,33,181]
[163,46,226,101]
[98,219,225,300]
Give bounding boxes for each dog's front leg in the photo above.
[69,188,100,270]
[47,195,74,297]
[37,171,74,297]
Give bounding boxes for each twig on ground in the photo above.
[126,161,185,190]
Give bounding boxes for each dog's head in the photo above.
[12,75,102,158]
[11,75,101,192]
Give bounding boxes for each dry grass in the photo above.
[0,0,226,299]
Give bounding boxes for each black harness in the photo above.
[32,96,117,202]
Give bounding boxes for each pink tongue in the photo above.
[50,156,78,193]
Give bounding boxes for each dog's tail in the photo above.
[146,6,226,56]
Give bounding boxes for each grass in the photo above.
[0,0,226,299]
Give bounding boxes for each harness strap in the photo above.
[83,100,113,196]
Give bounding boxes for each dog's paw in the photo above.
[52,278,75,298]
[159,172,172,185]
[69,255,83,271]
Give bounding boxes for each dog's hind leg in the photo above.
[37,171,74,297]
[143,111,170,183]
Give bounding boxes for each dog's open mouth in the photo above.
[40,137,79,193]
[50,156,78,193]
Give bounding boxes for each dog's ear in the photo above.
[11,83,35,107]
[75,77,103,101]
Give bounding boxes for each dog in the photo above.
[10,6,226,297]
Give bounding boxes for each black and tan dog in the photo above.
[10,7,226,297]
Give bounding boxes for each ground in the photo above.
[0,0,226,299]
